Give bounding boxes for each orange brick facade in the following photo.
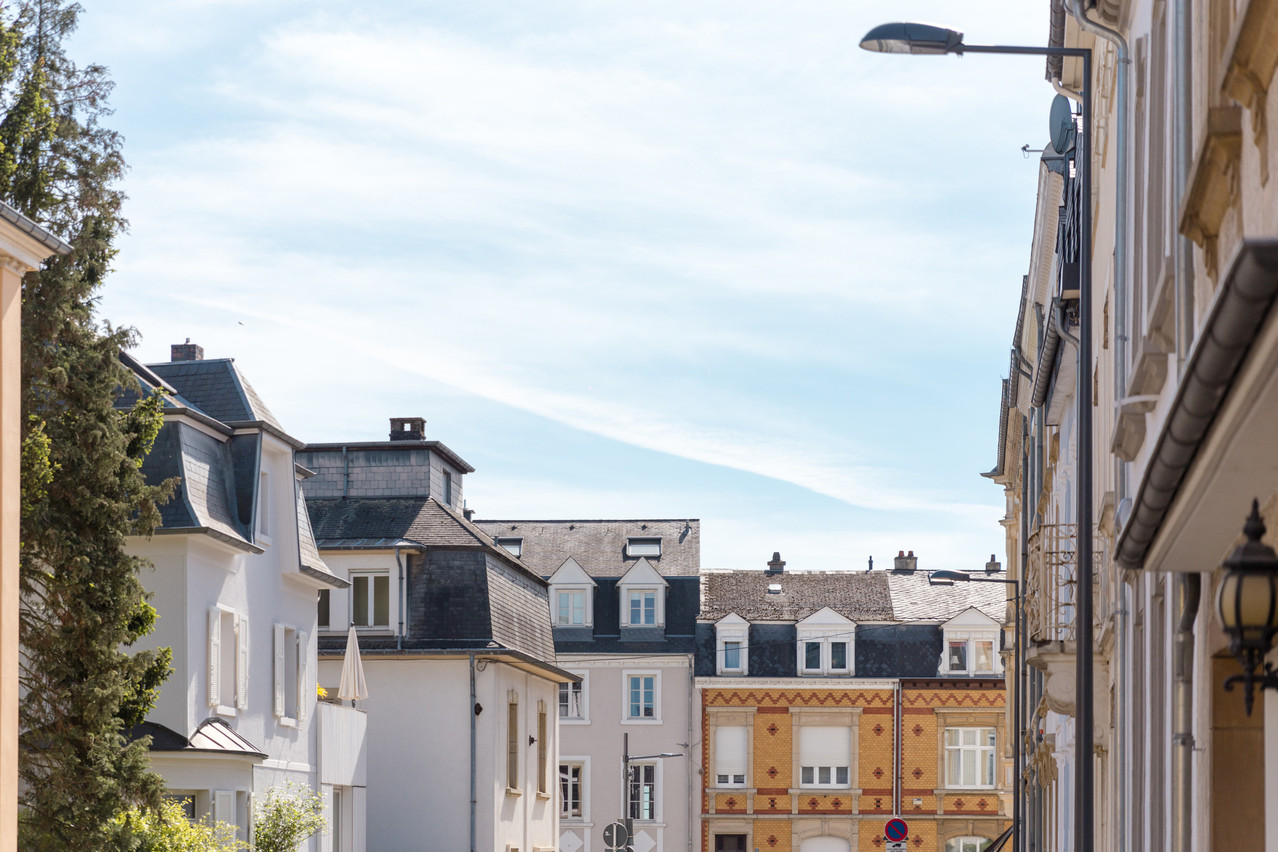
[700,680,1010,852]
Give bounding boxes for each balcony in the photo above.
[1023,523,1105,718]
[317,700,367,788]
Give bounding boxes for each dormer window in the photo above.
[626,537,661,558]
[714,614,749,675]
[496,537,523,558]
[795,608,855,676]
[557,589,587,626]
[547,557,596,630]
[617,558,667,630]
[628,590,657,625]
[940,608,1002,676]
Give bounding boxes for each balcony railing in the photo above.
[1024,523,1104,645]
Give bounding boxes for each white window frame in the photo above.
[273,623,309,727]
[945,838,993,852]
[442,470,453,506]
[556,589,588,626]
[944,727,997,789]
[716,623,749,676]
[625,537,662,558]
[622,671,661,724]
[208,605,248,715]
[350,570,393,632]
[317,588,332,632]
[497,537,523,557]
[941,629,1001,675]
[559,757,589,821]
[626,761,659,822]
[625,588,660,627]
[798,726,852,789]
[795,628,854,676]
[559,673,588,724]
[713,725,749,787]
[550,584,594,628]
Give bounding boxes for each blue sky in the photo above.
[78,1,1056,573]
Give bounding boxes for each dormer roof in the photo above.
[548,557,596,587]
[617,557,667,587]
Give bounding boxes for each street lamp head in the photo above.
[858,22,965,55]
[1217,499,1278,714]
[928,570,970,584]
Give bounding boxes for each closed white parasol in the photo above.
[337,626,369,702]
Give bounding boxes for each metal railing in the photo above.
[1024,523,1104,645]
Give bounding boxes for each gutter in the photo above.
[1115,240,1278,568]
[0,199,72,255]
[1031,308,1063,408]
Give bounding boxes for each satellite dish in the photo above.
[1049,94,1076,155]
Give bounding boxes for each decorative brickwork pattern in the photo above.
[705,689,892,708]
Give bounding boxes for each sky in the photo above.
[75,1,1060,574]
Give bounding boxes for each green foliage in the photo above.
[109,799,245,852]
[251,785,327,852]
[8,1,175,848]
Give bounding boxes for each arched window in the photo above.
[945,838,991,852]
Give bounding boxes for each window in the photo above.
[352,573,391,629]
[559,764,583,818]
[559,680,585,720]
[274,624,309,723]
[715,616,749,675]
[945,728,996,788]
[208,607,248,713]
[943,632,1000,675]
[497,537,522,557]
[627,763,656,821]
[626,537,661,558]
[442,470,453,506]
[317,589,330,630]
[506,695,520,790]
[714,726,747,786]
[557,590,586,625]
[536,702,548,796]
[257,471,270,538]
[799,726,851,788]
[797,635,852,675]
[624,673,659,721]
[945,838,991,852]
[628,590,657,625]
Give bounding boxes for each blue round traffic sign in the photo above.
[885,819,908,841]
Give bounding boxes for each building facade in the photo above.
[122,343,366,851]
[300,418,571,852]
[985,2,1278,850]
[472,517,702,852]
[695,554,1010,852]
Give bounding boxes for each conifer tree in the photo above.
[5,1,174,847]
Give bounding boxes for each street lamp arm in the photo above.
[627,753,685,761]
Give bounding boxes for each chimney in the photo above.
[985,554,1002,574]
[389,417,426,441]
[766,552,785,575]
[170,339,203,362]
[893,550,918,574]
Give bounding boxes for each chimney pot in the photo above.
[766,552,786,575]
[389,416,426,441]
[893,550,918,574]
[170,340,204,362]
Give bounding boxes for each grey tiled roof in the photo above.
[886,572,1009,623]
[472,518,700,577]
[141,421,256,551]
[309,497,541,582]
[148,359,284,431]
[700,570,894,622]
[295,484,347,588]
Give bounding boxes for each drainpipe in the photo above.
[469,651,478,852]
[1172,0,1194,365]
[1171,574,1200,852]
[893,680,902,815]
[394,546,406,651]
[687,656,695,852]
[1017,418,1031,852]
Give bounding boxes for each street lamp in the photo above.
[619,732,684,851]
[1217,499,1278,715]
[926,569,1023,852]
[861,23,1095,852]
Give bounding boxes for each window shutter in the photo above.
[273,623,286,717]
[296,631,309,724]
[799,726,850,766]
[208,607,221,707]
[213,790,235,826]
[715,726,748,778]
[236,617,250,710]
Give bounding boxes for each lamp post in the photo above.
[1216,499,1278,715]
[620,732,684,852]
[861,22,1095,852]
[928,569,1023,849]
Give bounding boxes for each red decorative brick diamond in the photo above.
[726,798,737,809]
[873,766,884,779]
[954,798,965,809]
[978,798,988,810]
[808,798,819,809]
[912,724,924,736]
[873,723,885,736]
[831,799,842,809]
[767,837,777,848]
[767,723,779,736]
[872,839,883,848]
[767,766,778,779]
[913,838,923,847]
[912,767,923,779]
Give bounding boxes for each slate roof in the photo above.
[472,518,701,577]
[886,572,1009,623]
[700,570,895,622]
[148,358,284,432]
[700,569,1010,625]
[309,496,542,583]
